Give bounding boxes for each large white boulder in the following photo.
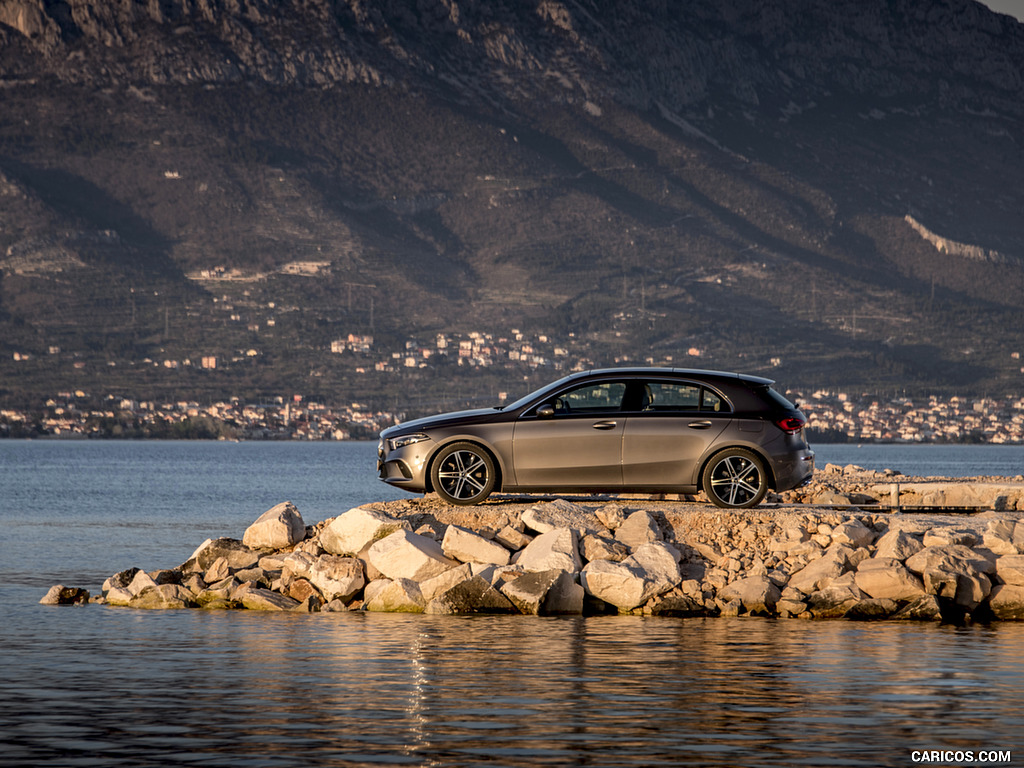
[307,555,365,602]
[368,530,459,582]
[830,518,875,549]
[242,501,305,550]
[580,559,648,611]
[995,554,1024,586]
[988,584,1024,620]
[854,557,925,601]
[521,499,607,536]
[788,544,854,594]
[614,510,662,551]
[580,542,681,611]
[983,521,1018,555]
[442,525,511,566]
[874,529,924,561]
[719,575,780,615]
[320,506,410,555]
[419,563,474,602]
[515,527,582,573]
[187,538,259,571]
[905,545,994,609]
[364,578,426,613]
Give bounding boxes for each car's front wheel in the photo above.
[431,442,497,505]
[702,448,768,509]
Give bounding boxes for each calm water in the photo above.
[1,441,1023,767]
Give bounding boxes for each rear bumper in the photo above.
[771,447,815,491]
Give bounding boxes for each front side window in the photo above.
[553,381,627,414]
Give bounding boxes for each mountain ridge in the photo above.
[2,0,1024,409]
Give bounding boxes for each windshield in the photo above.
[497,373,581,412]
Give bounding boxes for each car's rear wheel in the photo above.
[431,442,497,505]
[702,448,768,509]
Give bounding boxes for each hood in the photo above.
[381,407,501,437]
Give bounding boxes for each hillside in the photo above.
[2,0,1024,412]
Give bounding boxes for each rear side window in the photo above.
[701,389,725,412]
[761,386,796,410]
[641,382,729,413]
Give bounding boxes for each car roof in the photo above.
[569,367,775,387]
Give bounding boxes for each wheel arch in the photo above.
[698,444,778,491]
[423,437,505,494]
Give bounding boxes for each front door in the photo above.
[511,380,627,487]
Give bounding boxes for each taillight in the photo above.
[775,416,805,435]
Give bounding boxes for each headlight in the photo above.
[389,433,430,451]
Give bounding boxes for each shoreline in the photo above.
[6,434,1024,446]
[42,469,1024,623]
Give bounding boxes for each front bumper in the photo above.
[377,436,434,492]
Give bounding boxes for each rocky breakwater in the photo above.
[40,497,1024,622]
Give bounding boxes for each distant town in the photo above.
[3,322,1023,444]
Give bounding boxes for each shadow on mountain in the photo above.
[1,157,182,279]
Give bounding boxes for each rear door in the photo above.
[621,379,731,487]
[511,379,627,487]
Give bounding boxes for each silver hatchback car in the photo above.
[377,368,814,508]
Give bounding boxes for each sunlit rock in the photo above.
[442,524,511,566]
[320,506,410,556]
[307,554,365,603]
[581,542,680,611]
[242,501,305,550]
[522,499,606,536]
[364,578,426,613]
[788,543,854,594]
[368,529,458,582]
[719,575,780,615]
[420,563,473,603]
[923,527,977,548]
[873,529,923,561]
[830,518,875,548]
[906,544,994,608]
[806,573,863,618]
[995,554,1024,586]
[234,583,300,611]
[129,584,195,609]
[40,585,90,605]
[580,533,629,563]
[614,510,662,551]
[988,584,1024,620]
[854,558,925,601]
[186,537,259,572]
[516,527,582,573]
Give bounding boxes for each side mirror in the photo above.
[536,404,555,419]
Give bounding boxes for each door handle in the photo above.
[592,420,618,430]
[688,421,713,429]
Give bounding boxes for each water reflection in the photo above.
[5,604,1022,767]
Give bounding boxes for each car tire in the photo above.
[431,442,497,506]
[702,448,768,509]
